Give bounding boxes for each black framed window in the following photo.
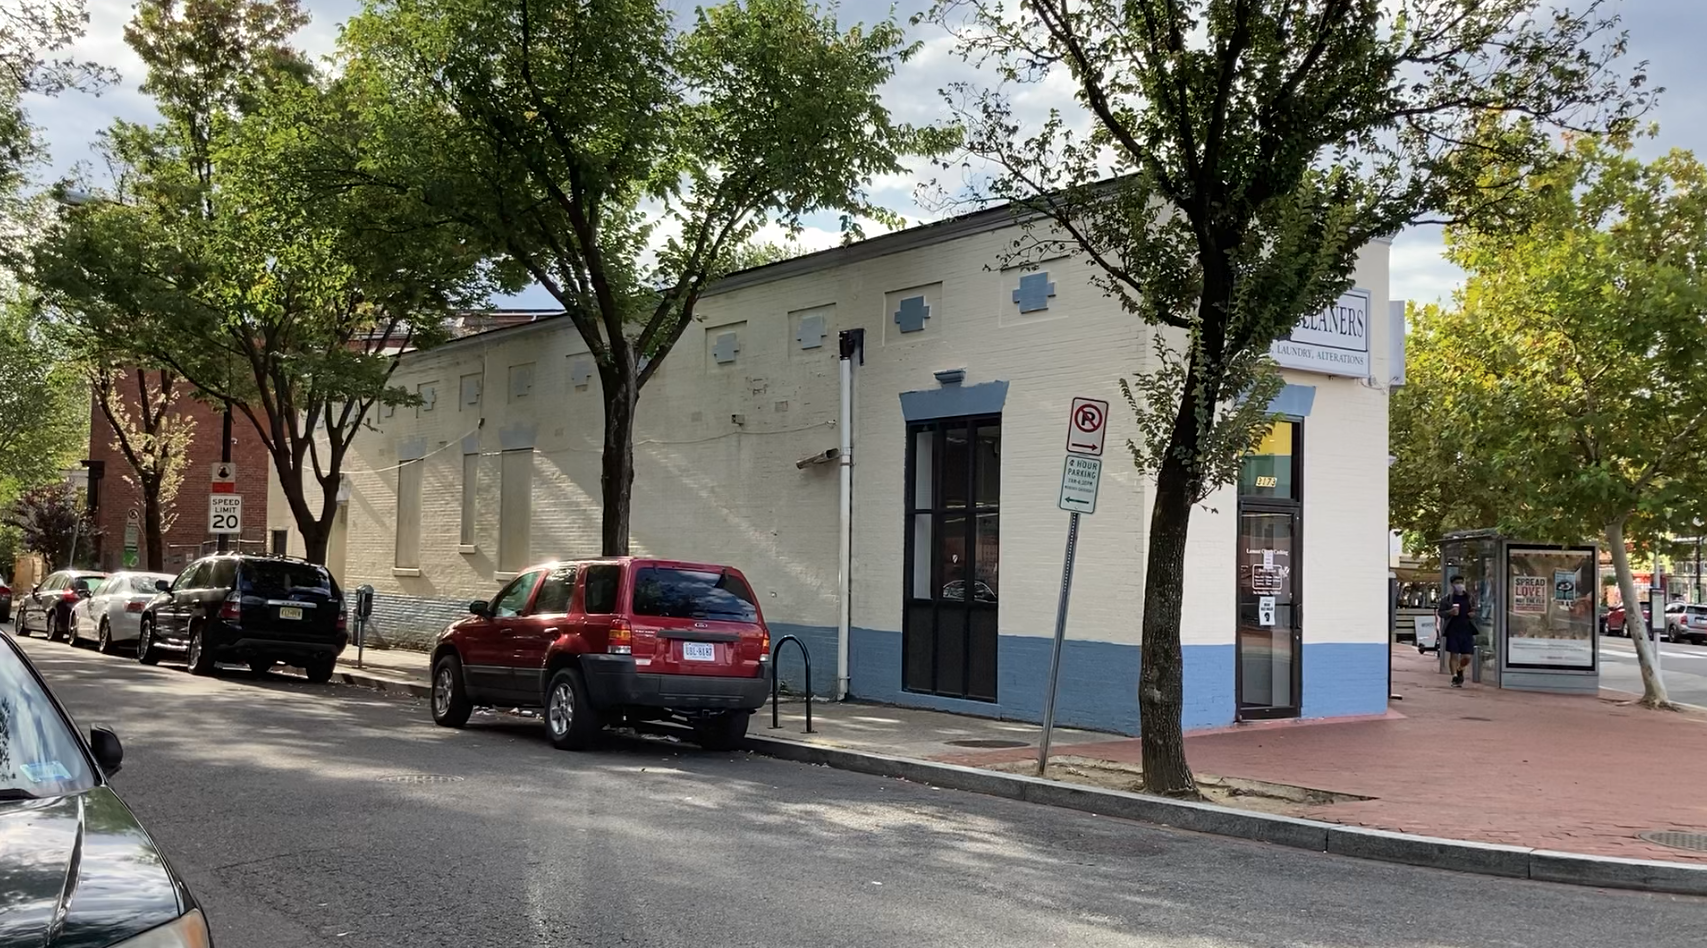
[903,415,1000,701]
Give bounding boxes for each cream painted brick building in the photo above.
[273,205,1396,733]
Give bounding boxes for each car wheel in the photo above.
[430,654,473,728]
[137,620,161,665]
[249,660,274,676]
[544,667,601,751]
[186,625,218,676]
[693,711,751,751]
[46,610,65,642]
[304,656,335,683]
[97,618,117,655]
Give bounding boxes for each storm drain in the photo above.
[944,739,1029,749]
[1637,831,1707,853]
[378,774,466,784]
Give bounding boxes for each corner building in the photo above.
[280,205,1399,733]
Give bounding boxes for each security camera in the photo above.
[796,447,841,470]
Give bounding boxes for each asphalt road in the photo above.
[1598,636,1707,706]
[12,631,1706,948]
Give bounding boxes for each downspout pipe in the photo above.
[835,329,864,701]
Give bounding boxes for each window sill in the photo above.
[457,544,478,555]
[493,571,517,582]
[392,568,421,577]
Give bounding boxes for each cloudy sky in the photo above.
[27,0,1706,309]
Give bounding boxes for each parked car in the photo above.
[1667,603,1707,646]
[429,558,772,750]
[1605,601,1667,640]
[14,569,108,640]
[70,571,178,653]
[1,574,11,623]
[138,554,348,681]
[0,631,212,947]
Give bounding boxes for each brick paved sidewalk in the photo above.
[339,643,1707,864]
[937,646,1707,864]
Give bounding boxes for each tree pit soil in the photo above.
[983,756,1373,815]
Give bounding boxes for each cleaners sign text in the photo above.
[1269,288,1373,378]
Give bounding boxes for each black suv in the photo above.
[139,554,348,681]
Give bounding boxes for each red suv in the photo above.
[429,558,772,750]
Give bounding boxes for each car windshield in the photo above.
[240,561,333,597]
[124,574,172,595]
[0,643,98,799]
[631,567,758,622]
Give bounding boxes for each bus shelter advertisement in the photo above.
[1506,548,1597,669]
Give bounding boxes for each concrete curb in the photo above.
[742,735,1707,897]
[336,668,431,700]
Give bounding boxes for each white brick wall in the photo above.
[295,219,1390,658]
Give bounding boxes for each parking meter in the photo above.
[354,585,376,667]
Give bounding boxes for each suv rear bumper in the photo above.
[578,654,768,711]
[212,627,348,662]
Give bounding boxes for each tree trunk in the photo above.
[1138,389,1205,797]
[600,368,639,556]
[300,520,331,565]
[142,485,165,572]
[271,447,335,565]
[1605,518,1672,708]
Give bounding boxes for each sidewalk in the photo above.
[339,644,1707,865]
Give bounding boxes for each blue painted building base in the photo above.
[783,626,1388,734]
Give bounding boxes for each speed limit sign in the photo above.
[209,494,242,534]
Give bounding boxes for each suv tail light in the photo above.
[60,589,80,601]
[759,628,771,662]
[608,618,633,655]
[336,611,347,632]
[218,594,241,622]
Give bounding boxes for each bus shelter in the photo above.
[1438,530,1600,694]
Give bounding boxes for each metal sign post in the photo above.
[1038,396,1108,776]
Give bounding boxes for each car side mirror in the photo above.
[155,580,170,592]
[72,582,90,599]
[90,726,123,776]
[468,600,491,617]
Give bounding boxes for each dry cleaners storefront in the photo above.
[326,211,1402,735]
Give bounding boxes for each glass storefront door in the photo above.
[1237,508,1301,718]
[903,416,1001,701]
[1237,420,1303,719]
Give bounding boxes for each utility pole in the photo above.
[215,404,232,553]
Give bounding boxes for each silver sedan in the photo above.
[70,572,177,653]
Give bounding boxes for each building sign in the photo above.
[1269,289,1373,378]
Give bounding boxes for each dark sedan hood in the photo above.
[0,786,188,948]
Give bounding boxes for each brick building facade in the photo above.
[88,373,271,574]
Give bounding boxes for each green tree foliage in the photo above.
[336,0,952,554]
[1,0,116,262]
[1393,133,1707,709]
[34,0,486,563]
[924,0,1649,794]
[0,290,85,502]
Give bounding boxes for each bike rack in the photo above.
[769,635,813,733]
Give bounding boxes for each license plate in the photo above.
[278,607,303,620]
[683,642,716,662]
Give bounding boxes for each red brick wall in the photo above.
[88,373,271,574]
